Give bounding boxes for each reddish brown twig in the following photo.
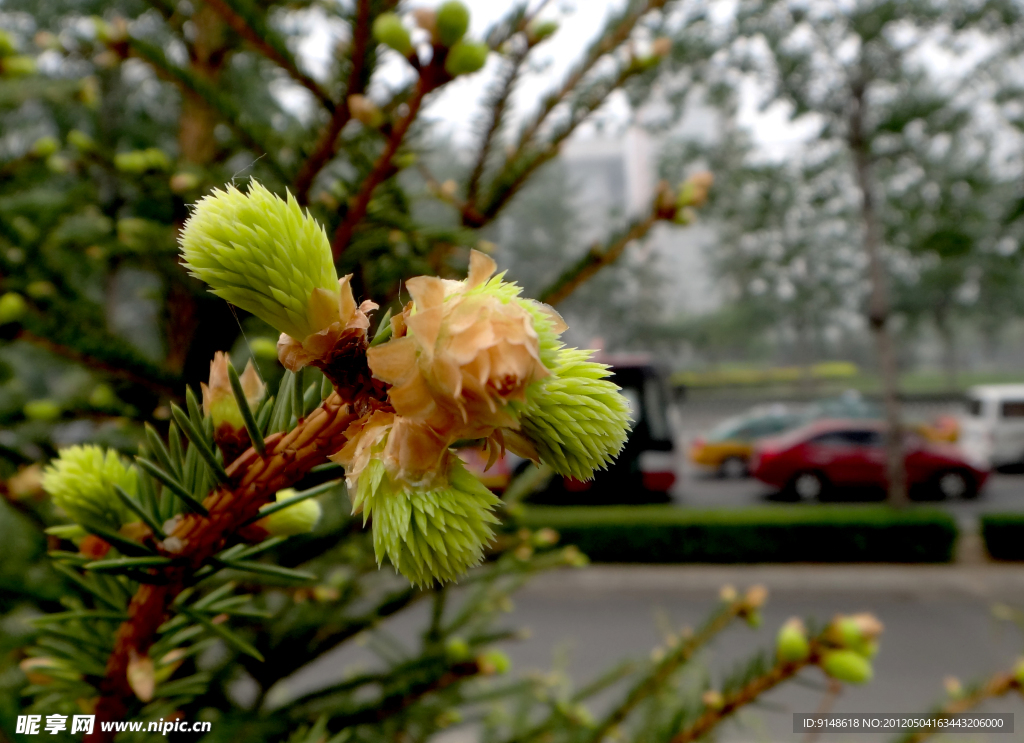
[899,672,1019,743]
[87,393,361,742]
[670,654,815,743]
[331,71,437,258]
[293,0,378,203]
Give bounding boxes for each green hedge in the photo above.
[980,513,1024,560]
[522,506,958,563]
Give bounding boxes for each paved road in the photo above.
[287,566,1024,743]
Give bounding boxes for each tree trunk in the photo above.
[936,307,957,393]
[849,83,908,506]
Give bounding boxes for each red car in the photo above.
[750,419,989,500]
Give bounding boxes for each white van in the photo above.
[959,384,1024,467]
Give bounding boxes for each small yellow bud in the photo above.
[776,618,811,663]
[348,94,383,128]
[478,649,511,675]
[719,584,738,603]
[701,690,724,710]
[0,292,27,324]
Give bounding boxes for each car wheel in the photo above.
[787,471,828,501]
[719,457,747,479]
[934,469,978,500]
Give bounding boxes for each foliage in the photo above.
[522,505,959,563]
[980,513,1024,561]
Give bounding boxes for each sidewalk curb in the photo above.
[522,563,1024,598]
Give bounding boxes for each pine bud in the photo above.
[255,492,322,536]
[478,649,511,675]
[42,445,139,531]
[445,40,489,76]
[348,94,383,128]
[202,351,264,459]
[526,19,559,45]
[701,690,725,710]
[436,1,470,47]
[676,171,714,209]
[24,399,61,421]
[67,129,96,152]
[830,613,883,656]
[339,417,501,586]
[518,347,632,481]
[445,636,471,661]
[31,136,59,158]
[373,13,413,56]
[0,30,16,57]
[1,55,35,77]
[1014,657,1024,686]
[776,618,811,662]
[0,292,27,324]
[821,650,873,684]
[180,182,376,363]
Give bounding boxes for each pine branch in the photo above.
[203,0,335,111]
[510,0,666,166]
[15,328,180,399]
[669,653,816,743]
[89,393,362,742]
[469,45,662,227]
[465,43,530,206]
[293,0,383,203]
[583,595,748,743]
[538,183,676,306]
[125,34,289,181]
[332,71,437,258]
[891,671,1019,743]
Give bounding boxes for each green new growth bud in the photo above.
[24,399,61,421]
[821,650,873,685]
[445,636,471,661]
[170,172,200,193]
[518,347,632,481]
[478,649,511,675]
[89,383,117,409]
[0,30,16,57]
[256,491,322,536]
[352,455,500,587]
[42,445,139,531]
[0,292,27,324]
[436,1,470,47]
[776,618,811,662]
[373,13,413,56]
[1,55,36,76]
[249,337,279,360]
[1014,657,1024,686]
[115,148,170,173]
[31,136,59,158]
[26,281,55,299]
[445,40,488,76]
[526,19,559,45]
[830,613,883,656]
[179,181,340,341]
[67,129,96,152]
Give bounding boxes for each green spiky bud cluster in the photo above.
[445,40,488,76]
[373,13,413,56]
[351,455,500,587]
[42,445,138,531]
[436,1,470,46]
[821,650,873,684]
[518,348,631,480]
[179,181,340,341]
[256,491,323,536]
